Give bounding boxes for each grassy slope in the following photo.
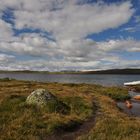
[0,79,140,140]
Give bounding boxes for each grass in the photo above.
[0,79,140,140]
[62,96,93,118]
[78,95,140,140]
[101,86,131,101]
[0,80,94,140]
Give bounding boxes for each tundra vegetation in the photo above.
[0,78,140,140]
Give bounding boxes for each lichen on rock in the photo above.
[26,89,56,107]
[26,89,70,114]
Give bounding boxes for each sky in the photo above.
[0,0,140,71]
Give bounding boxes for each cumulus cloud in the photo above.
[121,15,140,33]
[0,0,139,71]
[12,0,134,40]
[0,53,15,70]
[0,19,13,41]
[0,33,59,57]
[0,0,134,39]
[0,54,15,62]
[1,58,140,71]
[0,37,140,71]
[97,39,140,52]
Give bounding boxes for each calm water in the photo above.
[0,72,140,86]
[117,91,140,117]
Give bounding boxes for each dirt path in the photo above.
[46,102,98,140]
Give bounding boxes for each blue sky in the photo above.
[88,0,140,41]
[0,0,140,71]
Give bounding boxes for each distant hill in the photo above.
[0,68,140,74]
[81,69,140,74]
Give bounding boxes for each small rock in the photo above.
[133,95,140,100]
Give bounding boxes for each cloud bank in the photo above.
[0,0,139,71]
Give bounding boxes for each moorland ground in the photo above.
[0,78,140,140]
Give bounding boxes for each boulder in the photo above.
[26,89,70,114]
[26,89,56,107]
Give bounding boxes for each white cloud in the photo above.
[12,1,134,40]
[0,53,15,71]
[0,19,13,41]
[0,58,140,71]
[0,0,139,71]
[121,27,136,32]
[121,15,140,33]
[0,53,15,64]
[97,39,140,52]
[0,1,134,38]
[0,33,59,57]
[0,37,140,71]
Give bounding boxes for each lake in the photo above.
[0,72,140,86]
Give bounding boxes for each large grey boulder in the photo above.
[26,89,56,107]
[26,89,70,114]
